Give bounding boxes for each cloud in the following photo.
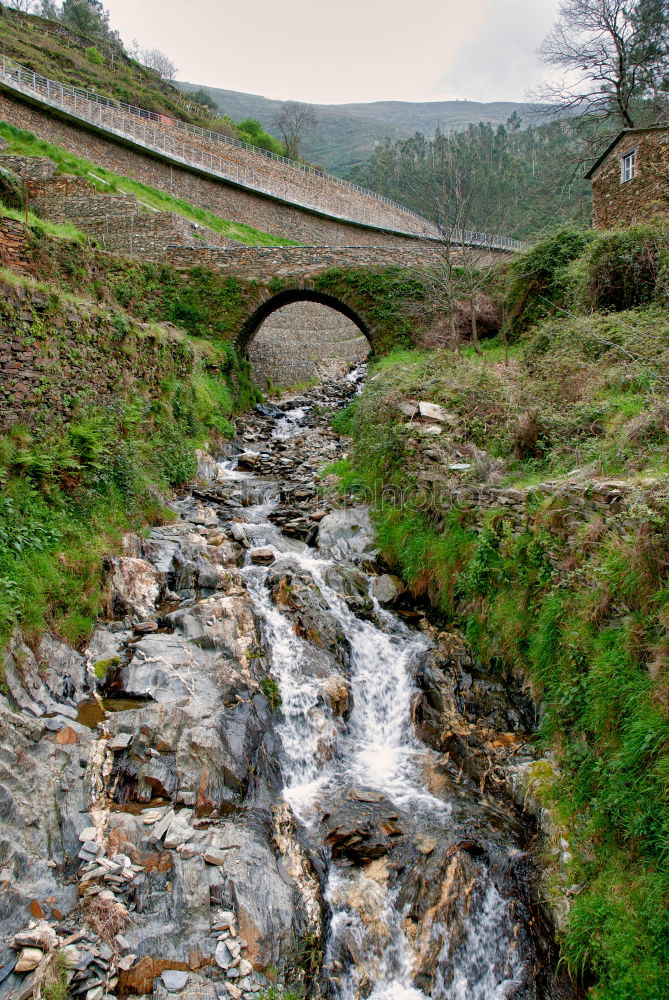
[103,0,560,104]
[427,0,560,102]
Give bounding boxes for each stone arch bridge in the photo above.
[159,243,510,364]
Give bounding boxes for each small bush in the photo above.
[85,46,104,65]
[584,223,669,312]
[260,675,281,710]
[505,227,595,334]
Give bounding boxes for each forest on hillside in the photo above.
[347,116,593,239]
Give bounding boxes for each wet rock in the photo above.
[250,548,275,566]
[370,574,405,605]
[267,568,351,671]
[317,507,378,564]
[321,795,405,866]
[161,970,190,992]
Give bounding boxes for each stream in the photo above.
[207,372,567,1000]
[0,369,575,1000]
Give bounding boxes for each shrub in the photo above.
[85,46,104,65]
[584,223,669,312]
[505,227,595,334]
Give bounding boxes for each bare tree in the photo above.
[413,147,509,354]
[137,46,177,81]
[3,0,39,10]
[536,0,669,130]
[272,102,318,160]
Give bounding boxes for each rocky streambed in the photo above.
[0,371,578,1000]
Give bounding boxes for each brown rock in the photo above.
[56,726,79,745]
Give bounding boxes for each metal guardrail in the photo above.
[0,54,526,251]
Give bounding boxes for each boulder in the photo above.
[317,507,378,564]
[370,574,405,605]
[108,557,161,619]
[321,795,405,866]
[418,401,458,425]
[250,548,275,566]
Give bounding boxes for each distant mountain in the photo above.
[176,83,548,176]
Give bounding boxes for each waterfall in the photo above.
[221,389,535,1000]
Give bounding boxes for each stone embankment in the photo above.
[0,90,434,248]
[0,275,199,429]
[386,397,668,530]
[1,155,231,254]
[0,373,581,1000]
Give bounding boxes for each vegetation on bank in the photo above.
[329,225,669,999]
[0,122,297,247]
[0,261,260,654]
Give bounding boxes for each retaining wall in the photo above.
[0,276,196,429]
[0,90,434,248]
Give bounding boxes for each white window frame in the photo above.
[620,148,637,183]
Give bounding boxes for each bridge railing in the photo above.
[0,54,526,251]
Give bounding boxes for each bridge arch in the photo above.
[237,288,371,352]
[238,287,372,389]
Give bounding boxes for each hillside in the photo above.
[177,81,547,175]
[0,6,207,122]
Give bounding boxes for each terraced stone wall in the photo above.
[0,90,432,248]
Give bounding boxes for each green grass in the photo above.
[0,270,260,650]
[0,202,87,242]
[0,122,298,247]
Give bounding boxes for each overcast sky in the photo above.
[102,0,561,105]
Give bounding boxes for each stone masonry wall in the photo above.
[158,244,501,278]
[16,164,232,255]
[0,154,56,180]
[0,276,195,429]
[590,128,669,229]
[0,91,433,248]
[0,216,29,271]
[413,462,662,534]
[7,76,433,237]
[86,211,230,255]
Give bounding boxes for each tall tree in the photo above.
[60,0,109,38]
[537,0,669,128]
[272,102,318,161]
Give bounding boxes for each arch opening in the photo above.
[240,290,371,390]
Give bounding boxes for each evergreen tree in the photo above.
[60,0,109,39]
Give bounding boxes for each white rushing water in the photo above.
[219,404,527,1000]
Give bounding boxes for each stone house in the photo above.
[585,126,669,229]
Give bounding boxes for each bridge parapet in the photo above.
[153,243,511,277]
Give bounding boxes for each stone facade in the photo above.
[587,127,669,229]
[0,154,56,180]
[158,243,501,278]
[0,277,195,429]
[0,91,434,248]
[249,301,369,388]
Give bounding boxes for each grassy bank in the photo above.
[0,122,297,247]
[329,227,669,999]
[0,260,260,655]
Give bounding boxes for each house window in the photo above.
[621,149,637,183]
